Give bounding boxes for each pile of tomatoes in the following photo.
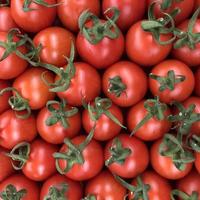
[0,0,200,199]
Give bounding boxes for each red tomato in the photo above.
[102,61,147,107]
[37,104,81,144]
[151,139,193,180]
[0,147,14,182]
[11,0,57,33]
[57,0,100,32]
[176,170,200,200]
[85,170,127,200]
[22,139,58,181]
[149,59,195,103]
[126,21,172,67]
[0,174,40,200]
[33,27,75,67]
[0,7,18,32]
[0,31,27,79]
[0,109,37,149]
[127,100,172,141]
[129,171,171,200]
[56,135,104,181]
[102,0,146,31]
[13,68,55,110]
[40,174,83,200]
[147,0,194,25]
[195,152,200,174]
[104,133,149,178]
[195,68,200,97]
[56,62,101,106]
[172,19,200,67]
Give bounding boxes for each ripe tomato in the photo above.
[56,62,101,106]
[149,59,195,103]
[0,147,14,182]
[57,0,100,32]
[172,19,200,67]
[195,68,200,97]
[102,61,147,107]
[0,31,27,80]
[126,21,172,67]
[13,68,55,110]
[102,0,146,31]
[195,152,200,174]
[104,133,149,178]
[11,0,57,33]
[40,174,83,200]
[151,139,193,180]
[0,174,40,200]
[85,170,127,200]
[127,100,172,141]
[33,27,75,67]
[0,109,37,149]
[0,7,18,32]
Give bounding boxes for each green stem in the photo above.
[171,189,198,200]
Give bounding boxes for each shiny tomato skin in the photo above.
[102,0,146,31]
[56,62,101,106]
[33,27,75,67]
[151,139,193,180]
[102,61,147,107]
[37,105,81,144]
[195,152,200,174]
[172,19,200,67]
[176,170,200,200]
[127,100,172,141]
[40,174,83,200]
[0,109,37,149]
[57,0,100,32]
[22,139,58,181]
[129,171,171,200]
[0,174,40,200]
[126,21,172,67]
[104,133,149,178]
[82,103,123,141]
[195,68,200,97]
[0,32,27,79]
[85,170,127,200]
[11,0,57,33]
[0,147,14,182]
[13,68,55,110]
[57,135,104,181]
[149,59,195,103]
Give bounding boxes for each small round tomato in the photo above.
[85,170,127,200]
[0,147,14,182]
[0,174,40,200]
[40,174,83,200]
[195,152,200,174]
[149,59,195,103]
[57,0,100,32]
[0,109,37,149]
[102,61,147,107]
[104,133,149,178]
[195,68,200,97]
[151,139,193,180]
[33,27,75,67]
[126,21,172,67]
[13,67,55,110]
[11,0,57,33]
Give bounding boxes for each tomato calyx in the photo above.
[0,87,31,119]
[130,96,168,136]
[108,76,127,97]
[189,135,200,152]
[82,195,96,200]
[78,7,120,44]
[53,127,95,174]
[174,7,200,49]
[149,70,185,92]
[105,137,131,166]
[44,183,68,200]
[45,99,78,129]
[171,189,198,200]
[83,97,126,129]
[0,184,27,200]
[0,0,9,7]
[114,174,150,200]
[160,0,183,10]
